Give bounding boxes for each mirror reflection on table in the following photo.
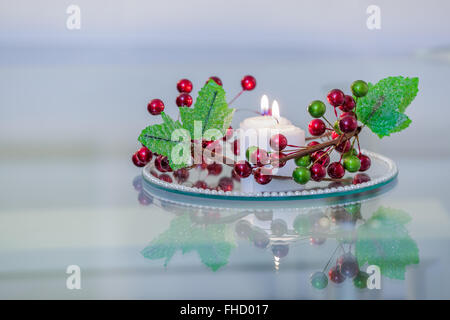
[132,174,419,296]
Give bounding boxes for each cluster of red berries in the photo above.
[231,133,288,185]
[135,74,256,167]
[146,75,256,116]
[133,75,259,191]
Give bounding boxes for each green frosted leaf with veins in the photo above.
[355,207,419,280]
[180,80,234,138]
[138,112,190,170]
[356,76,419,138]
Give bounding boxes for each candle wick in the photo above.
[272,116,279,125]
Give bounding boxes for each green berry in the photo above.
[351,80,369,97]
[343,155,361,172]
[308,100,326,118]
[311,271,328,289]
[245,146,258,161]
[295,154,311,167]
[292,166,310,184]
[343,148,358,158]
[333,120,342,135]
[293,215,311,235]
[344,203,361,215]
[353,271,369,289]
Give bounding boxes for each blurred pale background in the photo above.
[1,0,450,299]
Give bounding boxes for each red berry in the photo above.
[218,177,234,192]
[308,141,320,147]
[176,93,193,107]
[353,173,371,184]
[331,131,340,139]
[155,155,171,172]
[241,75,256,91]
[249,148,270,167]
[204,140,223,154]
[138,192,152,206]
[223,126,233,141]
[335,139,351,153]
[132,153,145,167]
[136,146,152,163]
[231,169,241,182]
[234,161,252,178]
[340,111,356,119]
[339,95,356,112]
[310,163,326,182]
[310,237,326,245]
[207,163,222,175]
[328,162,345,179]
[208,76,222,86]
[232,139,240,156]
[270,152,286,168]
[308,119,326,136]
[150,170,159,178]
[132,176,143,191]
[270,134,287,151]
[194,180,208,189]
[329,266,345,284]
[159,174,173,183]
[327,89,345,107]
[358,154,371,172]
[328,181,344,188]
[254,167,272,185]
[311,151,330,167]
[176,79,193,93]
[173,168,189,183]
[339,116,358,133]
[198,162,208,170]
[147,99,165,115]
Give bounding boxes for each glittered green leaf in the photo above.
[180,80,235,138]
[138,112,191,170]
[356,207,419,280]
[356,76,419,138]
[141,214,236,271]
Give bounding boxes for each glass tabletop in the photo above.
[1,155,450,299]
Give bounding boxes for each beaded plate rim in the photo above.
[142,149,398,201]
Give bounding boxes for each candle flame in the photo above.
[272,100,280,121]
[260,95,269,116]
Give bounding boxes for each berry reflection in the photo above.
[132,176,419,290]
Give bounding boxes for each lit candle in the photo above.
[238,95,306,193]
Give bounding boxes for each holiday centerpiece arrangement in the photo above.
[131,75,418,197]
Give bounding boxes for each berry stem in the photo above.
[322,116,334,128]
[279,126,362,163]
[356,134,361,154]
[312,146,333,165]
[287,144,307,148]
[305,131,331,141]
[228,90,244,106]
[322,245,340,273]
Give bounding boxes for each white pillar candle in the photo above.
[237,97,306,193]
